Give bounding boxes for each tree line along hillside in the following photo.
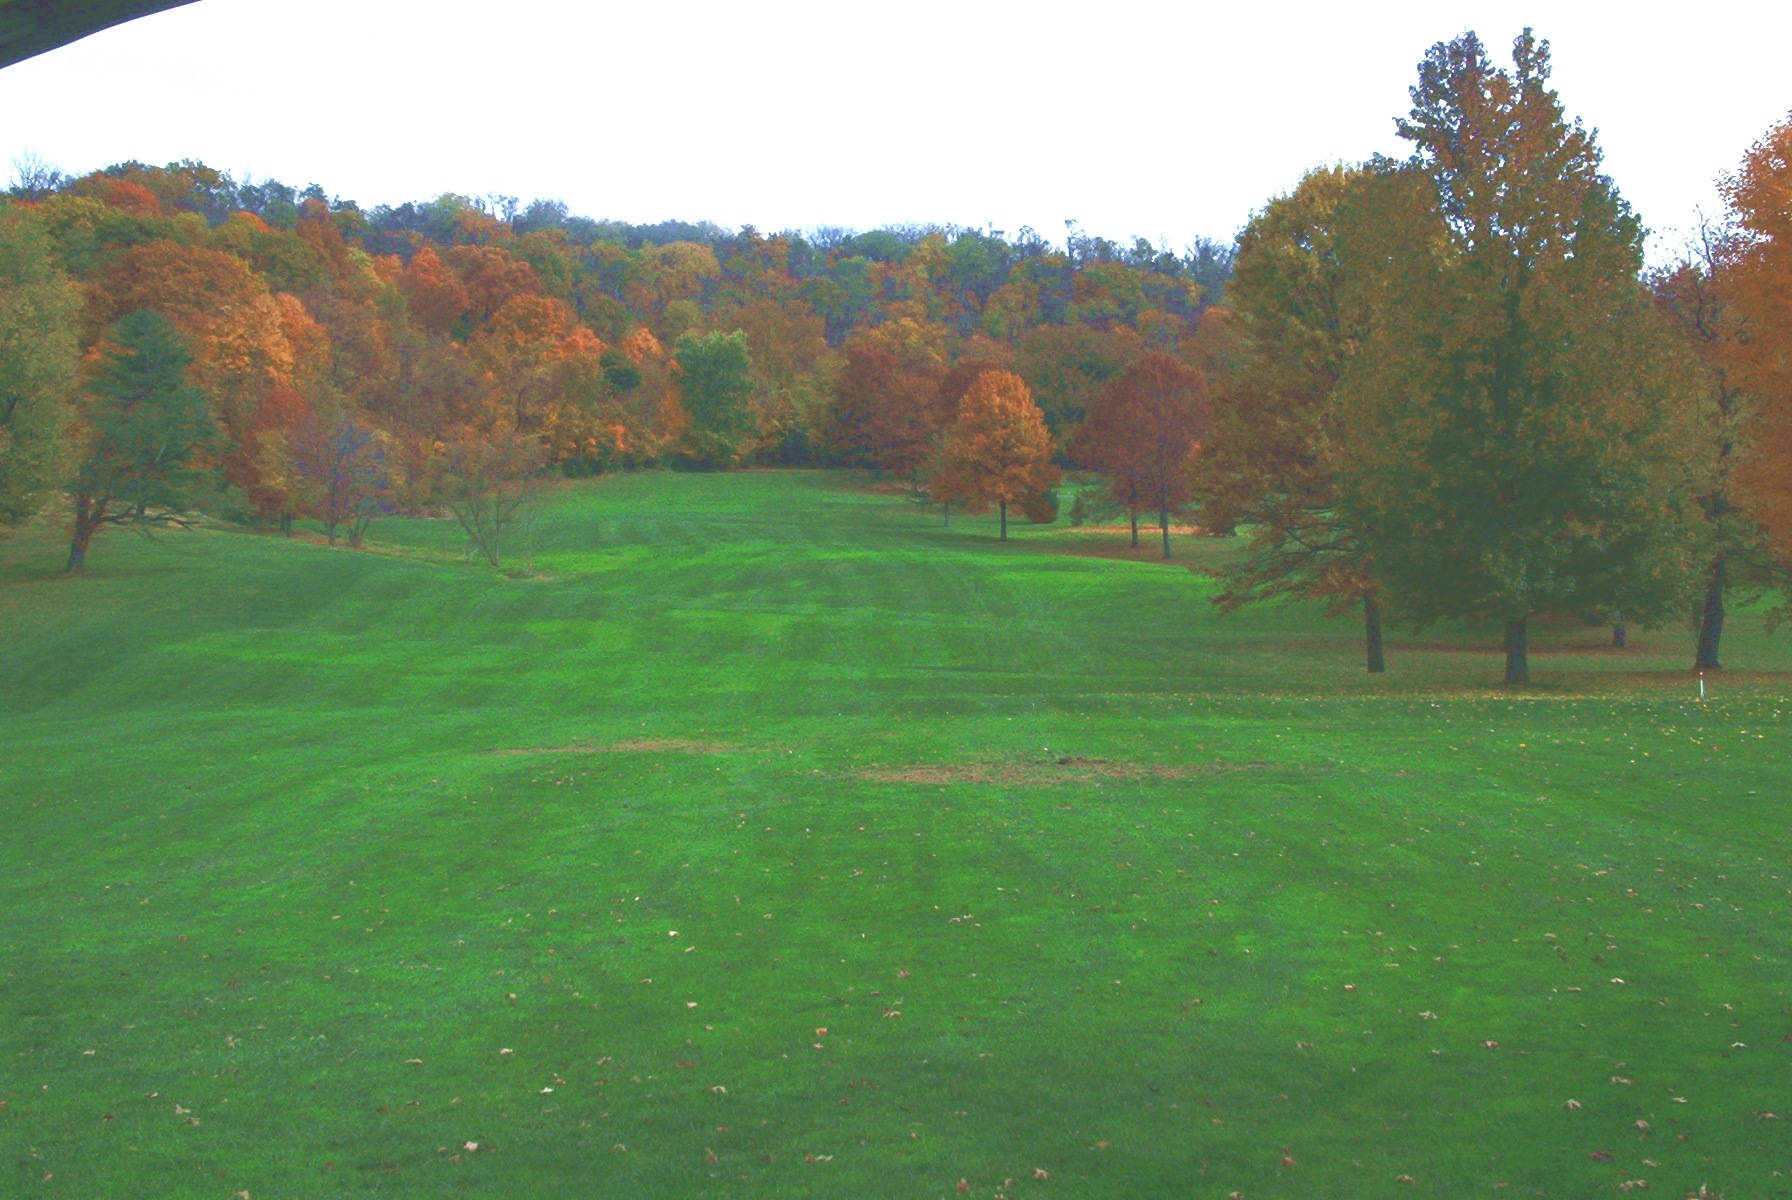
[3,29,1791,685]
[0,144,1231,546]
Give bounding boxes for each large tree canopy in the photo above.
[1335,31,1702,684]
[0,0,200,70]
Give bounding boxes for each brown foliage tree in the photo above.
[1075,351,1210,557]
[1651,227,1779,670]
[437,429,549,569]
[828,345,944,478]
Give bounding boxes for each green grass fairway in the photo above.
[3,470,1789,1199]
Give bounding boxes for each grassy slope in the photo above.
[1,470,1788,1200]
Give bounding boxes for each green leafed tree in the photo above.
[66,310,217,574]
[1191,165,1417,673]
[1334,30,1703,684]
[673,330,758,465]
[0,205,80,526]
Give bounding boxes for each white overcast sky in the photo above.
[2,0,1788,259]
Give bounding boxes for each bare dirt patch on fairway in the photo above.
[497,738,735,756]
[858,757,1271,786]
[1058,523,1209,537]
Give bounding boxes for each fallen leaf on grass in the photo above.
[957,1181,970,1195]
[1564,1099,1582,1109]
[1395,1176,1415,1184]
[1591,1150,1614,1161]
[1033,1169,1050,1180]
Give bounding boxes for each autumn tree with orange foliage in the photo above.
[472,293,590,432]
[98,239,305,516]
[931,370,1059,540]
[1717,112,1792,642]
[1075,352,1209,557]
[398,245,469,337]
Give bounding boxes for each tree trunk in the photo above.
[1503,617,1528,685]
[65,495,103,575]
[327,518,338,546]
[1695,552,1725,670]
[280,512,293,536]
[1365,593,1385,674]
[1161,507,1170,559]
[1130,512,1138,548]
[943,502,950,527]
[999,501,1008,541]
[1611,611,1626,648]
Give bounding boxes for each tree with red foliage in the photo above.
[1075,351,1209,557]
